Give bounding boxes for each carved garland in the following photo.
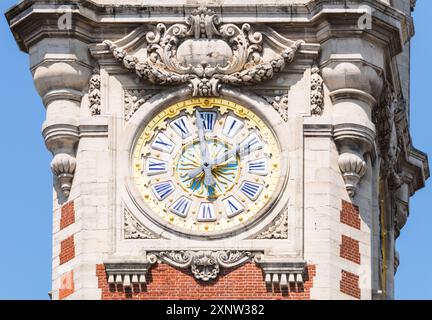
[103,6,303,97]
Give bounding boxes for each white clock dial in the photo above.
[132,98,282,236]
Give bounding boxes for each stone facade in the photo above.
[6,0,429,300]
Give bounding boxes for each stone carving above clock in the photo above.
[100,6,310,97]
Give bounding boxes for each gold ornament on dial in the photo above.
[132,98,281,236]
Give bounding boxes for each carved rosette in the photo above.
[151,250,253,282]
[102,6,304,97]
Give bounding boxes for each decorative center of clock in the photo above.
[177,139,240,198]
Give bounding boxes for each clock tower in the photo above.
[6,0,429,300]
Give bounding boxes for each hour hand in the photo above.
[188,166,203,179]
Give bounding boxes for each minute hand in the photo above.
[211,144,241,167]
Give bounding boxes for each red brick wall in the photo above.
[340,270,361,299]
[96,263,316,300]
[60,236,75,265]
[340,200,361,230]
[340,235,361,265]
[59,271,74,300]
[60,201,75,230]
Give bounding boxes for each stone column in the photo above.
[31,39,93,200]
[321,42,384,197]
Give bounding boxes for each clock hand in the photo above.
[211,144,241,167]
[188,110,215,186]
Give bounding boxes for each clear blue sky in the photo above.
[0,1,430,300]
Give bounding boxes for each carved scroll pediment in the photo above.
[99,6,308,97]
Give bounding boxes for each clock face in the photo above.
[132,98,281,236]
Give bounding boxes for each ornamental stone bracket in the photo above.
[254,254,307,289]
[90,6,319,98]
[104,257,157,289]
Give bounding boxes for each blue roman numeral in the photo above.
[155,136,172,148]
[200,112,216,131]
[240,182,263,200]
[152,182,174,200]
[247,159,268,175]
[171,117,191,138]
[170,197,191,217]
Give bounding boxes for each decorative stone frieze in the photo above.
[254,254,307,289]
[150,250,253,282]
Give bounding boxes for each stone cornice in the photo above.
[6,0,412,56]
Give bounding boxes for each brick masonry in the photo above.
[60,201,75,230]
[59,271,74,300]
[340,200,361,230]
[340,235,361,265]
[60,236,75,265]
[96,263,316,300]
[340,270,361,299]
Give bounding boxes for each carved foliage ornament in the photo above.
[103,6,304,97]
[150,250,253,281]
[310,66,324,115]
[124,209,158,240]
[255,207,288,239]
[89,70,101,116]
[374,83,405,190]
[124,89,159,121]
